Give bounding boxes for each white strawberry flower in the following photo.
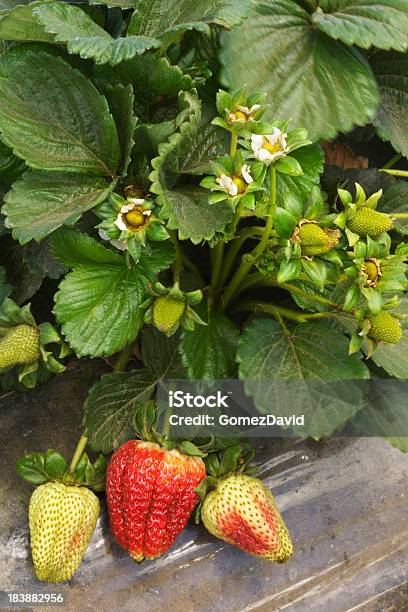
[251,128,289,165]
[114,199,151,231]
[241,164,253,184]
[216,174,239,196]
[228,104,261,124]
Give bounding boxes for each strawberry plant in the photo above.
[1,0,408,583]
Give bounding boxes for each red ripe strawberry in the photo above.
[106,440,206,561]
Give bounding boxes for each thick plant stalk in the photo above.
[221,165,277,310]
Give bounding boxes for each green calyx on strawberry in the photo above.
[294,220,340,258]
[106,402,208,562]
[196,444,293,563]
[336,183,392,239]
[0,298,67,388]
[142,282,206,336]
[17,445,106,582]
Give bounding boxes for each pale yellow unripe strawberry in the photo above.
[0,325,40,368]
[348,207,392,237]
[298,222,339,257]
[201,474,293,562]
[152,296,185,334]
[368,311,402,344]
[29,482,99,582]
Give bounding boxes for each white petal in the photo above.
[241,164,253,184]
[114,214,127,231]
[249,104,261,113]
[217,174,238,196]
[120,202,135,214]
[280,132,288,151]
[237,105,251,114]
[266,127,281,146]
[259,149,273,163]
[127,198,145,206]
[251,134,264,154]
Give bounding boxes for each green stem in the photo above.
[69,434,88,475]
[231,273,340,309]
[232,300,332,322]
[210,131,240,294]
[228,201,245,237]
[221,165,277,311]
[169,230,182,284]
[218,227,264,288]
[381,168,408,177]
[230,131,238,160]
[382,153,402,170]
[211,241,224,292]
[114,341,136,373]
[392,213,408,219]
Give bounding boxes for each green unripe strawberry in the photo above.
[298,223,338,257]
[0,324,40,368]
[368,311,402,344]
[29,482,99,582]
[152,296,185,334]
[348,207,392,237]
[201,474,293,562]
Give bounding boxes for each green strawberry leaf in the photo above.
[0,47,120,175]
[237,318,370,438]
[127,0,251,48]
[0,1,55,43]
[83,370,157,452]
[10,238,65,304]
[94,54,194,124]
[53,228,174,357]
[180,311,239,379]
[158,186,232,244]
[51,226,121,267]
[0,266,12,305]
[178,122,229,176]
[33,2,161,65]
[3,171,113,244]
[353,382,408,452]
[311,0,408,52]
[105,84,137,176]
[220,0,379,140]
[376,178,408,234]
[140,327,186,379]
[0,139,25,184]
[372,52,408,158]
[150,91,202,194]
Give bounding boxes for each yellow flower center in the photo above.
[263,141,282,154]
[124,207,147,230]
[363,259,381,286]
[234,110,248,121]
[232,175,247,194]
